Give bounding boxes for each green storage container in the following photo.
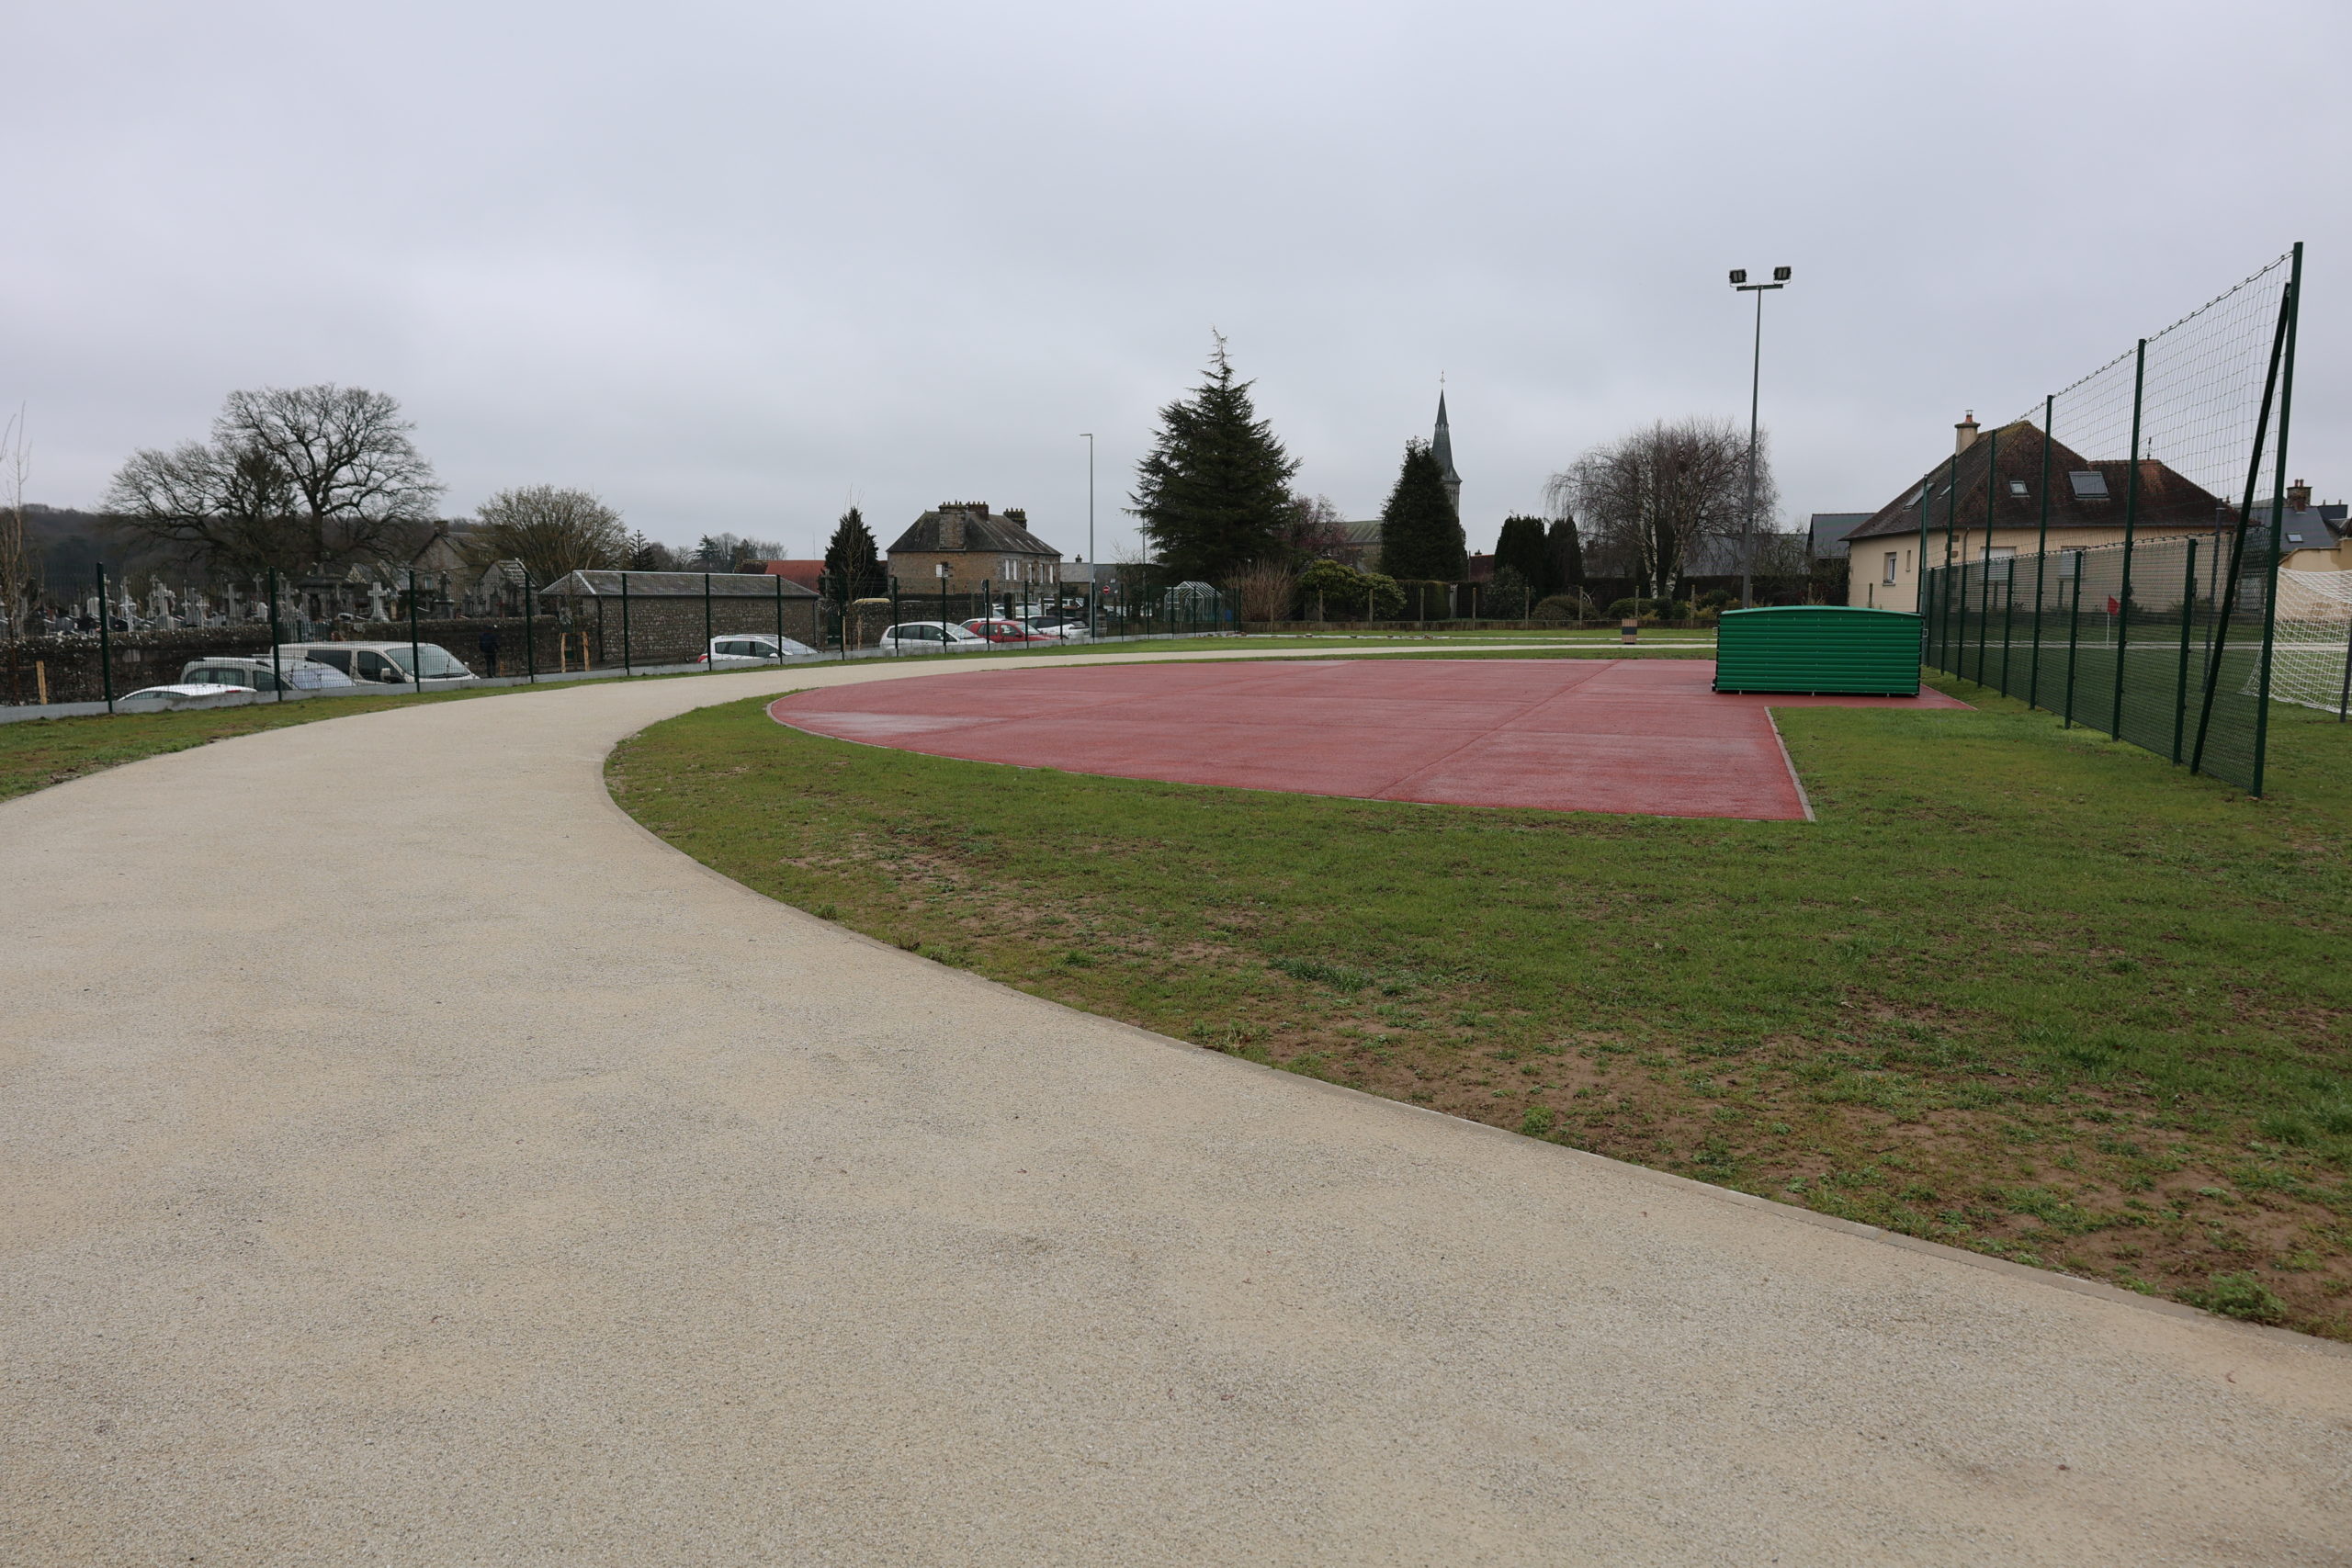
[1713,605,1924,696]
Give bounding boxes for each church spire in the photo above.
[1432,389,1461,516]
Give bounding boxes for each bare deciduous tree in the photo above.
[1546,419,1775,596]
[107,384,442,575]
[1226,558,1299,623]
[475,485,628,582]
[1279,492,1356,563]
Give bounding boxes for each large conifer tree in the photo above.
[1493,515,1554,598]
[1546,516,1584,592]
[1377,439,1467,581]
[1129,337,1300,581]
[822,506,884,599]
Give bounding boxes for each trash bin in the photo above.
[1713,605,1924,696]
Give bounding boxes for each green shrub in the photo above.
[1520,1106,1557,1138]
[1296,560,1405,621]
[1532,593,1589,623]
[1392,579,1455,619]
[1604,597,1693,622]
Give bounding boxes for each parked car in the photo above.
[114,682,258,709]
[879,621,985,653]
[1018,617,1091,641]
[960,618,1056,645]
[695,634,818,668]
[275,641,478,689]
[179,656,360,694]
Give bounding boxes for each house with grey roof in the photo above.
[885,503,1062,593]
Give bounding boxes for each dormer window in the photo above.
[2068,471,2110,501]
[2008,479,2029,497]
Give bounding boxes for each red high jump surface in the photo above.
[768,660,1969,821]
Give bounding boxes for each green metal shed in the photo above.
[1713,606,1924,696]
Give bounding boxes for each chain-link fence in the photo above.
[0,565,1237,719]
[1920,244,2304,794]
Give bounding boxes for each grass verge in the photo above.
[608,672,2352,1338]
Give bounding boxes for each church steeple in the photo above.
[1432,389,1462,516]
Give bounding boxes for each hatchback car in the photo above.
[695,634,819,668]
[879,622,985,653]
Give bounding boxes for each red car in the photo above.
[961,618,1056,644]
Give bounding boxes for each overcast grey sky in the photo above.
[11,0,2345,560]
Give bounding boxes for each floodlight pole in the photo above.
[1080,433,1096,638]
[1730,267,1791,609]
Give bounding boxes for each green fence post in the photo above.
[96,562,115,713]
[267,568,283,703]
[774,570,786,663]
[2000,555,2018,697]
[2336,610,2350,722]
[703,571,713,671]
[526,574,538,682]
[2193,261,2292,779]
[618,571,631,676]
[408,569,424,694]
[2029,394,2053,708]
[2109,336,2147,740]
[1939,454,1959,669]
[1975,426,1997,688]
[2249,242,2302,797]
[2063,564,2085,728]
[2172,537,2198,762]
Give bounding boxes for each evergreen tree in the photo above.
[1129,336,1300,581]
[1546,515,1584,590]
[1493,514,1554,598]
[1377,439,1467,581]
[822,506,884,599]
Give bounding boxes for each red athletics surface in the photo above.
[768,660,1969,821]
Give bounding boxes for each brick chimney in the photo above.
[1954,411,1980,454]
[2287,479,2312,513]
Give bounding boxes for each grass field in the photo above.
[610,670,2352,1338]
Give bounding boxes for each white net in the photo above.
[2269,568,2352,713]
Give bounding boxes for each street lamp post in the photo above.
[1080,432,1096,638]
[1728,265,1792,609]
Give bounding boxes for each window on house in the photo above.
[2068,471,2109,500]
[2008,479,2030,497]
[1984,545,2016,581]
[1883,552,1898,586]
[2057,548,2085,579]
[1903,549,1911,573]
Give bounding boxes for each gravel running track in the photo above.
[3,651,2347,1567]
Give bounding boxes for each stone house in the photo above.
[535,569,822,662]
[1845,414,2232,612]
[884,504,1061,593]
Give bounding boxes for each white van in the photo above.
[277,641,479,690]
[179,656,359,694]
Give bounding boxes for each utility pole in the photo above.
[1729,266,1792,607]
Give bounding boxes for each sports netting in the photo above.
[1920,246,2305,793]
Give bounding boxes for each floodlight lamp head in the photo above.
[1728,269,1747,286]
[1773,265,1792,282]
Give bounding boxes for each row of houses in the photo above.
[1812,413,2347,609]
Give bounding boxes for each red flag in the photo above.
[2105,596,2120,615]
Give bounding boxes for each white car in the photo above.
[879,621,985,653]
[1021,617,1091,641]
[695,634,818,668]
[114,682,257,710]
